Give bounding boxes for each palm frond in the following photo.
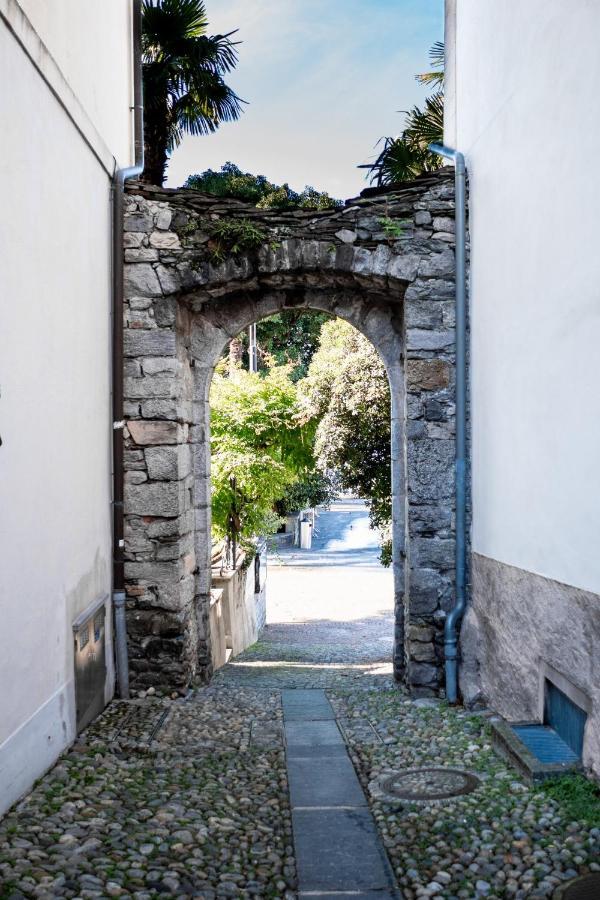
[142,0,208,44]
[403,92,444,148]
[415,70,444,88]
[416,40,445,88]
[182,32,240,76]
[362,136,441,187]
[170,81,243,145]
[358,41,445,187]
[429,40,445,68]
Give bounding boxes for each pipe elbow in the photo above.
[428,143,465,174]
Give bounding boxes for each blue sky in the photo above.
[166,0,444,200]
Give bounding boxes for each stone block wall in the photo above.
[121,169,461,695]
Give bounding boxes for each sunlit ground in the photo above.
[267,499,394,626]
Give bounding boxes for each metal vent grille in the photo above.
[512,724,579,765]
[544,680,587,757]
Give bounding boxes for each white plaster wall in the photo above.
[16,0,134,165]
[0,4,133,813]
[447,0,600,595]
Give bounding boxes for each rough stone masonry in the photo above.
[121,167,462,695]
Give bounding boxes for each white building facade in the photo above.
[446,0,600,774]
[0,0,136,814]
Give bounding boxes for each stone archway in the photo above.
[122,169,457,696]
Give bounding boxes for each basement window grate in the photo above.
[544,680,587,758]
[93,612,104,642]
[512,724,580,765]
[78,627,90,651]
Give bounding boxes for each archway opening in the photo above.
[206,309,397,680]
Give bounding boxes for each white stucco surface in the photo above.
[447,0,600,595]
[15,0,134,166]
[0,4,133,814]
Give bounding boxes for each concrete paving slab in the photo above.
[287,756,367,808]
[286,744,351,759]
[285,720,345,748]
[292,807,396,892]
[299,893,400,899]
[282,689,335,720]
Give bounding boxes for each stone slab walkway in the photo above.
[281,689,398,899]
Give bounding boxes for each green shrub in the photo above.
[539,773,600,827]
[208,218,267,262]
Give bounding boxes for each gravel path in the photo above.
[1,505,598,898]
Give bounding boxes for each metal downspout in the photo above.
[429,143,467,704]
[112,0,144,700]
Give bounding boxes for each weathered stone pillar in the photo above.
[403,178,458,695]
[122,197,203,692]
[387,362,407,680]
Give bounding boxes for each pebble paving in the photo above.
[1,504,598,898]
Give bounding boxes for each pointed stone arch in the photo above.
[122,169,458,696]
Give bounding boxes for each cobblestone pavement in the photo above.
[1,505,598,898]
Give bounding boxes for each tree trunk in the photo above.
[141,141,168,187]
[140,102,170,187]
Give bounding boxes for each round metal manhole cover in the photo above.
[554,874,600,900]
[370,767,480,803]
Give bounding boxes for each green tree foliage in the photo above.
[301,319,359,417]
[276,471,338,517]
[210,364,316,542]
[362,42,444,186]
[302,320,392,562]
[184,161,270,203]
[141,1,244,186]
[184,162,342,209]
[234,310,332,382]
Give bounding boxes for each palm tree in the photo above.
[361,42,445,186]
[141,0,244,186]
[366,135,440,186]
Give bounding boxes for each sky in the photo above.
[166,0,444,201]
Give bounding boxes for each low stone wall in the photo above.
[208,588,227,671]
[461,553,600,777]
[211,546,267,659]
[255,541,267,633]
